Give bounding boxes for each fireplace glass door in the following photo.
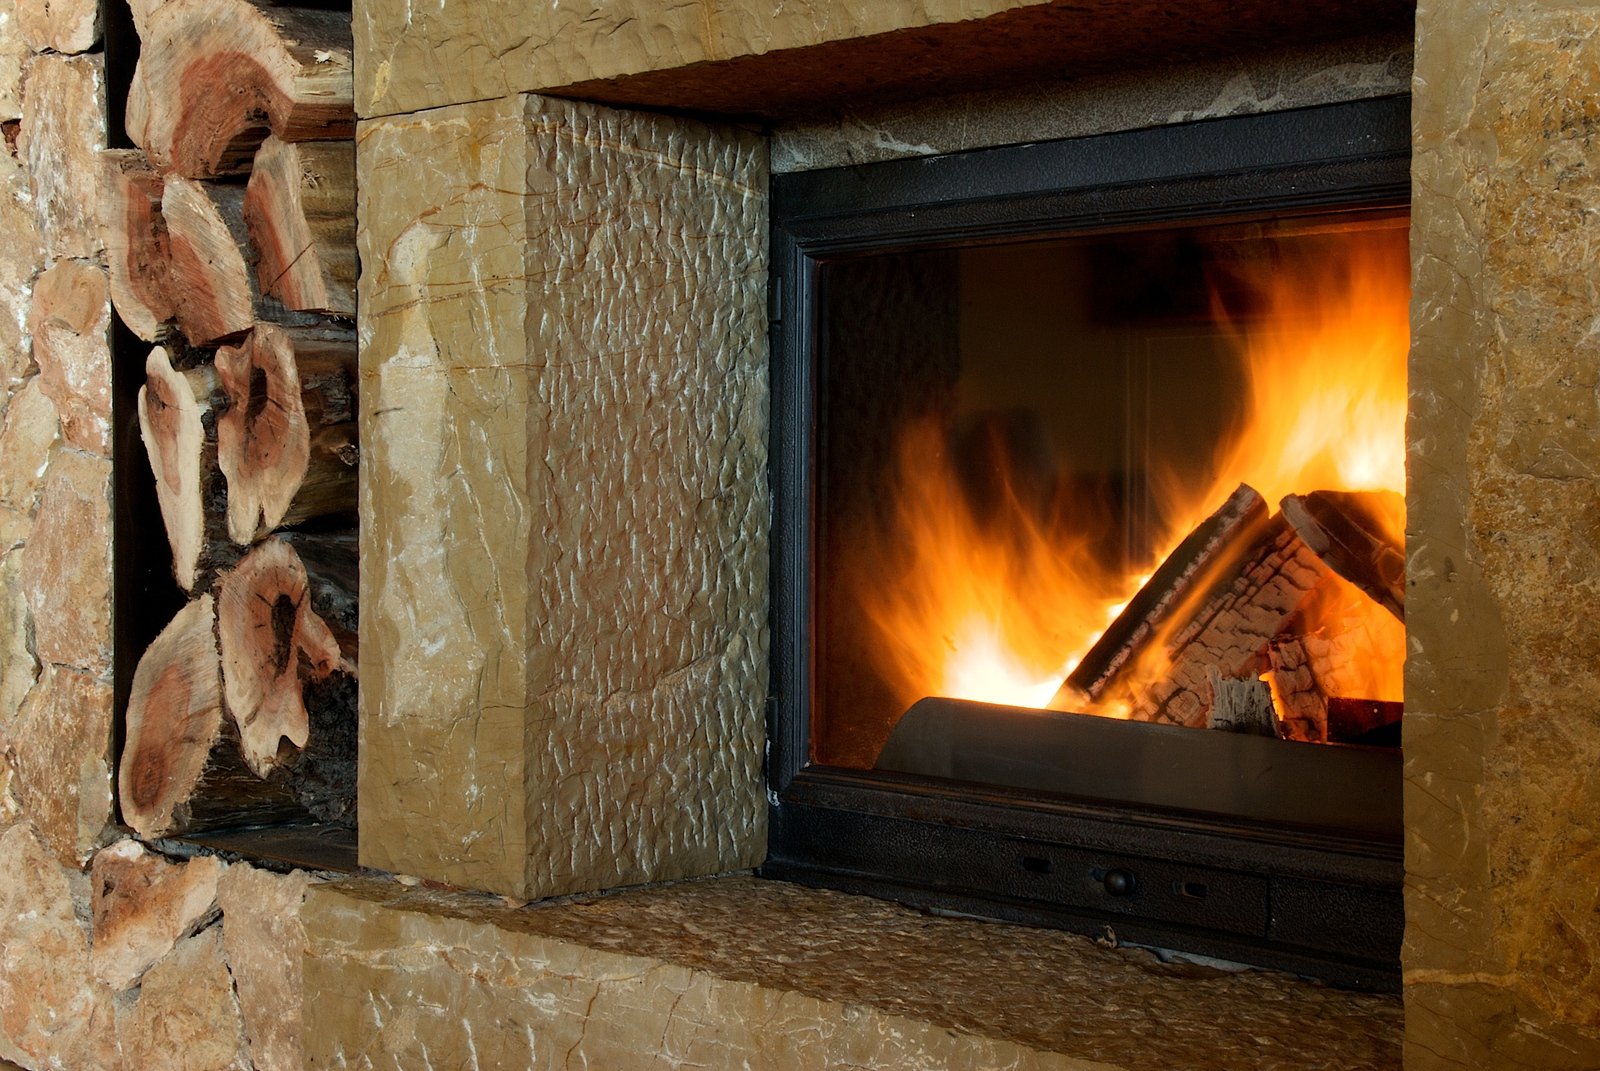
[766,97,1412,989]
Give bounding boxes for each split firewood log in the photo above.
[118,595,304,838]
[216,537,348,779]
[101,150,174,342]
[162,177,321,347]
[244,137,355,317]
[1280,490,1405,620]
[137,345,236,592]
[1205,667,1276,736]
[124,0,354,179]
[1053,484,1273,711]
[215,323,358,543]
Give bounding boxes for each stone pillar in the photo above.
[357,94,769,899]
[1406,1,1600,1066]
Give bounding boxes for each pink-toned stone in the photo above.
[0,151,42,398]
[16,0,100,54]
[12,662,113,866]
[217,866,309,1071]
[0,824,120,1071]
[91,839,225,991]
[18,53,104,261]
[0,376,57,515]
[123,927,250,1071]
[21,448,110,673]
[28,260,110,455]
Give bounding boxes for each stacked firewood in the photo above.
[1053,485,1405,745]
[105,0,358,837]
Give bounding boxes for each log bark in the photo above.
[118,595,304,838]
[101,149,174,342]
[244,136,354,317]
[216,537,347,779]
[125,0,354,178]
[1280,490,1405,620]
[215,323,357,543]
[1053,484,1273,711]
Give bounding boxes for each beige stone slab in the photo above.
[303,875,1402,1071]
[0,151,42,398]
[356,0,1041,118]
[0,0,23,122]
[1405,0,1600,1064]
[0,545,34,733]
[0,376,57,516]
[217,865,310,1071]
[20,448,110,674]
[358,93,767,899]
[12,662,114,866]
[18,53,105,262]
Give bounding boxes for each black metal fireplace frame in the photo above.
[762,95,1412,989]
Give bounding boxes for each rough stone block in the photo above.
[123,927,250,1071]
[358,94,768,899]
[217,866,310,1071]
[0,824,120,1071]
[0,545,34,734]
[91,839,224,991]
[12,662,114,866]
[0,0,23,121]
[18,53,105,262]
[21,448,110,673]
[16,0,99,54]
[28,259,110,455]
[0,151,42,398]
[0,377,55,518]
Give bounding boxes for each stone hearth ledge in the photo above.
[302,874,1401,1070]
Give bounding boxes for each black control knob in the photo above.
[1102,868,1135,897]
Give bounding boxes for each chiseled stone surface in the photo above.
[29,259,110,455]
[17,53,104,262]
[303,875,1401,1071]
[0,824,120,1071]
[90,840,225,991]
[358,94,768,898]
[123,927,250,1071]
[0,377,56,520]
[11,662,113,867]
[356,0,1046,119]
[20,448,109,674]
[217,865,311,1071]
[773,33,1411,172]
[1405,1,1600,1066]
[0,0,23,122]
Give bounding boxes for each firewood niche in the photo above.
[109,0,357,842]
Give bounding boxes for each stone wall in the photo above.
[0,4,320,1068]
[1404,0,1600,1066]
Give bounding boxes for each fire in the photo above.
[849,224,1409,731]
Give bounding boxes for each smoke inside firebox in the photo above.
[813,209,1409,771]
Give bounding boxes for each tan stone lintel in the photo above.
[302,873,1403,1071]
[354,0,1415,121]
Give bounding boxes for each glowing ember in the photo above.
[849,225,1409,730]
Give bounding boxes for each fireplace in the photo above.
[764,95,1411,989]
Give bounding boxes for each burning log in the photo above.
[1280,490,1405,620]
[244,137,355,317]
[215,323,358,544]
[1053,484,1274,711]
[118,595,304,838]
[1205,668,1276,736]
[124,0,355,179]
[137,345,235,592]
[101,150,174,342]
[216,537,348,779]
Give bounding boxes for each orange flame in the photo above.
[847,224,1409,731]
